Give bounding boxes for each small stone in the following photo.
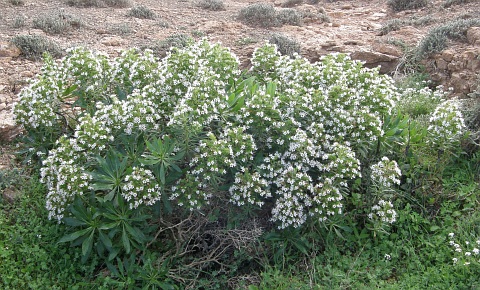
[0,42,21,58]
[101,37,123,46]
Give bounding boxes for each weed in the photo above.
[33,11,82,35]
[238,2,278,27]
[387,0,428,12]
[10,35,63,60]
[12,16,26,29]
[268,33,301,57]
[415,18,480,59]
[8,0,25,5]
[127,5,156,19]
[198,0,226,11]
[66,0,131,8]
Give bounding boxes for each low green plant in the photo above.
[443,0,478,8]
[145,33,192,57]
[281,0,303,7]
[33,11,82,35]
[276,8,303,26]
[110,23,132,35]
[197,0,226,11]
[268,33,301,57]
[12,16,26,29]
[379,16,435,36]
[387,0,428,12]
[8,0,25,5]
[10,35,63,60]
[127,5,156,20]
[238,2,277,27]
[66,0,131,8]
[415,18,480,59]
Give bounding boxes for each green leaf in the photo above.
[99,230,113,250]
[63,217,86,227]
[81,231,95,257]
[122,228,131,254]
[58,228,92,244]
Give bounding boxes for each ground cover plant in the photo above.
[5,39,480,288]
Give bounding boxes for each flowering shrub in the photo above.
[427,99,466,151]
[14,39,469,234]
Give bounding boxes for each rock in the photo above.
[374,43,402,57]
[101,37,123,46]
[0,112,20,142]
[466,27,480,46]
[351,50,399,73]
[0,42,21,58]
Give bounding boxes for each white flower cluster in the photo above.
[109,49,159,91]
[448,233,480,266]
[370,157,402,188]
[122,167,161,209]
[229,169,270,207]
[40,137,92,222]
[368,199,397,224]
[427,100,466,149]
[171,126,257,209]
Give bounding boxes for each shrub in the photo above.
[145,33,192,57]
[8,0,25,5]
[415,18,480,59]
[33,11,82,35]
[276,8,303,26]
[281,0,303,7]
[66,0,131,8]
[238,2,278,27]
[12,16,26,29]
[443,0,477,8]
[198,0,226,11]
[127,5,156,19]
[387,0,428,12]
[379,16,435,36]
[268,33,301,57]
[10,35,63,60]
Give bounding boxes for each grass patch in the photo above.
[144,33,192,57]
[109,23,132,35]
[127,5,156,19]
[10,35,63,60]
[12,16,26,29]
[66,0,131,8]
[197,0,226,11]
[33,11,82,35]
[387,0,428,12]
[281,0,303,7]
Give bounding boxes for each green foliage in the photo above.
[387,0,428,12]
[33,11,83,35]
[276,8,303,26]
[146,33,192,58]
[0,176,100,289]
[415,18,480,59]
[198,0,226,11]
[268,33,301,57]
[127,5,156,20]
[10,35,63,60]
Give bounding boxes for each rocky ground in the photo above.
[0,0,479,142]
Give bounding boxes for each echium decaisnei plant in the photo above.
[15,39,469,237]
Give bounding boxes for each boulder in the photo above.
[0,42,21,58]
